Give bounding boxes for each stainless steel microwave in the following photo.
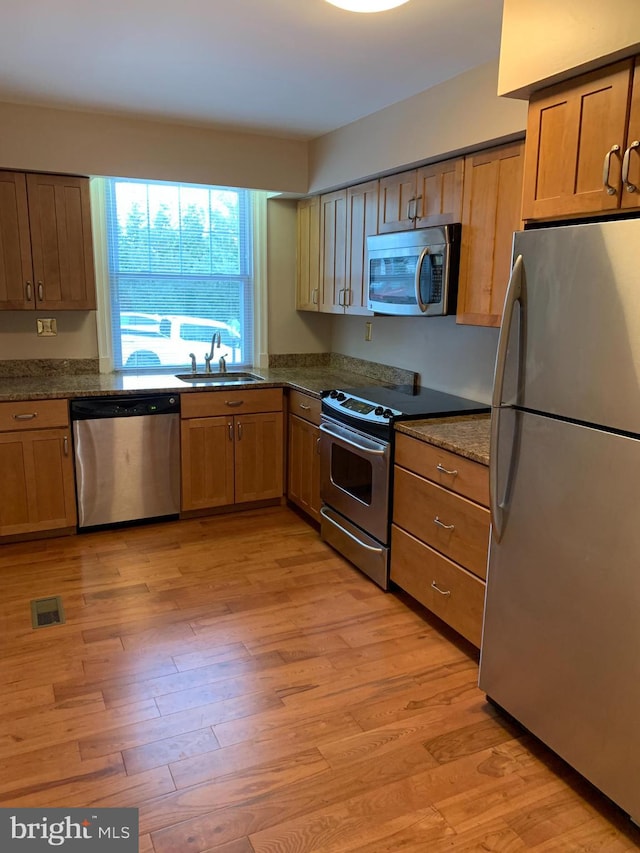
[367,224,460,316]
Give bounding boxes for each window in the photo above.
[105,178,254,371]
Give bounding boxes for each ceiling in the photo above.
[0,0,505,140]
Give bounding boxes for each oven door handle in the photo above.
[319,422,387,456]
[320,507,385,554]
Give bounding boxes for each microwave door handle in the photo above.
[415,247,431,312]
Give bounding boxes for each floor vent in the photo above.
[31,596,65,628]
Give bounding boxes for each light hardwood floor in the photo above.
[0,506,638,852]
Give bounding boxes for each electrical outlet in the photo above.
[37,318,57,336]
[365,321,373,341]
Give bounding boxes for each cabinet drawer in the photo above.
[288,389,321,426]
[395,432,489,506]
[0,399,69,432]
[181,388,283,419]
[391,525,484,647]
[393,466,490,579]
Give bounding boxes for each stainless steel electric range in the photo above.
[319,384,489,589]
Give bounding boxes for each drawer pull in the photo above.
[225,400,243,407]
[228,422,233,441]
[436,463,458,476]
[431,580,451,597]
[299,404,311,411]
[433,516,455,531]
[13,412,38,421]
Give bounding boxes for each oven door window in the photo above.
[331,444,372,505]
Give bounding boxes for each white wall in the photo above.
[266,198,332,355]
[331,314,499,404]
[499,0,640,98]
[0,101,308,193]
[308,60,527,194]
[0,310,97,360]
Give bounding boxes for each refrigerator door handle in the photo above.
[492,254,523,409]
[490,254,523,541]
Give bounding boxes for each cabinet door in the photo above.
[234,411,284,503]
[0,428,76,537]
[0,171,33,309]
[27,173,97,310]
[415,158,464,228]
[287,413,321,523]
[522,60,633,220]
[345,180,377,315]
[296,196,320,311]
[457,141,524,327]
[621,61,640,210]
[319,190,347,313]
[377,169,416,233]
[180,416,235,510]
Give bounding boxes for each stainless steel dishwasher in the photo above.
[70,394,181,529]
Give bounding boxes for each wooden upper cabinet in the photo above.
[319,189,347,314]
[414,158,464,228]
[378,158,464,233]
[345,180,377,315]
[621,61,640,210]
[27,174,97,311]
[522,59,637,220]
[296,196,320,311]
[0,171,96,311]
[457,141,525,328]
[378,169,417,232]
[0,172,34,309]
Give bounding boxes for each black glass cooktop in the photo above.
[333,384,489,418]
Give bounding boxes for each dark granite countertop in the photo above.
[0,363,408,404]
[395,414,491,465]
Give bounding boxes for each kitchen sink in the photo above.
[175,372,264,384]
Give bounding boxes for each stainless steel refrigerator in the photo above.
[479,218,640,825]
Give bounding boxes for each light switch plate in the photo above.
[37,318,57,336]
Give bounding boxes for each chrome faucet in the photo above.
[204,332,221,374]
[218,354,227,373]
[189,352,197,374]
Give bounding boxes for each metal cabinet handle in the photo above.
[414,195,422,220]
[316,437,321,454]
[237,422,243,440]
[431,580,451,597]
[622,140,639,193]
[228,422,233,441]
[13,412,37,420]
[312,288,319,305]
[225,400,243,407]
[63,436,69,456]
[25,281,33,302]
[299,404,311,411]
[406,198,415,221]
[37,281,44,301]
[433,516,455,531]
[603,144,621,195]
[436,463,458,476]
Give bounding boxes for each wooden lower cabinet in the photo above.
[287,390,321,523]
[0,399,76,539]
[391,526,485,647]
[180,390,284,512]
[391,432,490,647]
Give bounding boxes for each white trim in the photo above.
[89,177,115,374]
[253,192,270,369]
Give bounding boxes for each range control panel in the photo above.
[321,389,401,424]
